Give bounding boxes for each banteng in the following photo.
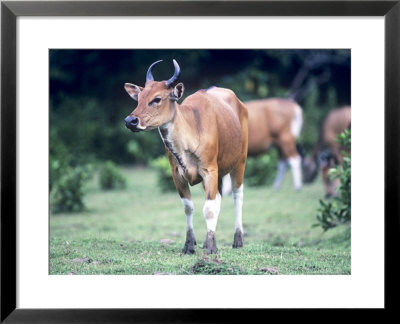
[124,60,248,254]
[223,98,303,194]
[302,106,351,197]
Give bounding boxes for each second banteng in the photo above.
[124,60,249,254]
[302,106,351,197]
[246,98,303,190]
[223,98,303,194]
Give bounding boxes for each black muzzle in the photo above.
[125,115,140,132]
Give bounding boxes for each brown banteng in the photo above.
[124,60,248,254]
[303,106,351,197]
[222,98,303,194]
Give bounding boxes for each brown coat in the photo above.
[124,61,248,255]
[246,98,302,159]
[163,87,248,199]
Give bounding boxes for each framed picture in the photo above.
[1,0,398,321]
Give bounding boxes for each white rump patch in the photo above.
[290,105,303,138]
[222,174,233,196]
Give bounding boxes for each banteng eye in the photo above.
[149,97,161,106]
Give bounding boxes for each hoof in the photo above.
[182,229,196,255]
[203,231,218,254]
[232,229,244,248]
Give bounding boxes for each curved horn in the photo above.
[166,59,181,88]
[146,60,163,83]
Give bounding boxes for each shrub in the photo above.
[49,131,71,192]
[50,158,66,192]
[99,161,126,190]
[126,131,164,165]
[314,129,351,231]
[150,156,176,192]
[50,165,92,213]
[244,150,278,187]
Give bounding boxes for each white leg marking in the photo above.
[274,160,288,190]
[288,155,302,190]
[203,193,221,233]
[222,174,233,196]
[232,184,244,233]
[181,198,194,230]
[290,105,303,138]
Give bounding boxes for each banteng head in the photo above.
[124,59,184,132]
[302,155,320,183]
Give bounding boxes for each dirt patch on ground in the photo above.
[191,258,247,275]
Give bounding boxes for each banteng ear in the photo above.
[170,83,184,101]
[124,83,142,101]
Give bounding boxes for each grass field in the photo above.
[50,167,351,275]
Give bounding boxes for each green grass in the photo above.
[50,167,351,275]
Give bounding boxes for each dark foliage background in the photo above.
[50,49,350,167]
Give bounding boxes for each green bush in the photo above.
[99,161,126,190]
[50,165,93,213]
[244,150,278,187]
[49,131,71,192]
[126,131,164,165]
[150,156,176,192]
[50,158,66,192]
[315,129,351,231]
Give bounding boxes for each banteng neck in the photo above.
[158,123,186,173]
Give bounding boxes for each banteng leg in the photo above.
[322,154,339,198]
[230,166,245,248]
[277,134,302,191]
[273,159,288,190]
[181,195,196,254]
[221,174,233,196]
[167,151,196,254]
[322,164,335,198]
[202,169,221,254]
[288,155,302,191]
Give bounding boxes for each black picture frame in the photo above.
[1,0,399,322]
